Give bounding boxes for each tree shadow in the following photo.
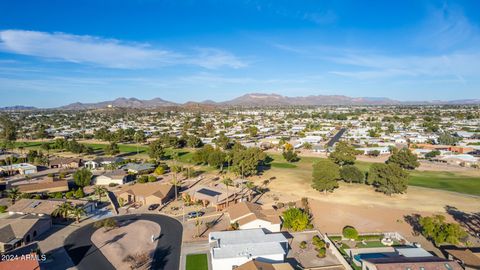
[404,214,422,236]
[151,246,172,269]
[445,205,480,237]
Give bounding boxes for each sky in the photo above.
[0,0,480,107]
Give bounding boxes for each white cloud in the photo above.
[0,30,247,69]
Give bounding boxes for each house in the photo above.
[182,183,251,211]
[0,254,42,270]
[14,178,69,194]
[121,163,155,174]
[226,202,281,232]
[445,248,480,270]
[0,214,52,252]
[361,256,462,270]
[7,198,95,216]
[440,154,479,167]
[209,229,289,270]
[0,163,37,176]
[115,182,174,206]
[236,259,293,270]
[356,146,390,155]
[84,157,125,170]
[93,170,129,186]
[49,157,82,169]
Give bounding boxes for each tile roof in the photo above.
[226,202,281,226]
[365,256,463,270]
[116,182,173,198]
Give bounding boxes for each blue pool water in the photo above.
[354,253,388,262]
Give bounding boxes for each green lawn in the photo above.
[268,153,480,196]
[270,162,298,169]
[186,254,208,270]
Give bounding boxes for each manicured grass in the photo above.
[186,254,208,270]
[270,162,298,169]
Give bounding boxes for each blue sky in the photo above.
[1,0,479,107]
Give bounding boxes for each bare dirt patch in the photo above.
[91,220,161,270]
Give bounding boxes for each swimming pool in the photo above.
[353,252,389,263]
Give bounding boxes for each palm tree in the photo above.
[71,205,86,223]
[52,202,73,219]
[221,178,233,207]
[93,186,107,202]
[6,187,21,205]
[171,177,180,201]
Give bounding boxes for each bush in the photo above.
[74,188,85,199]
[317,247,326,258]
[94,218,118,231]
[65,191,75,199]
[148,175,157,182]
[312,235,326,248]
[109,183,118,187]
[282,208,312,232]
[154,165,166,176]
[299,241,307,249]
[0,205,7,213]
[137,175,148,183]
[342,226,359,240]
[276,202,285,209]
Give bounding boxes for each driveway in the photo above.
[64,214,183,270]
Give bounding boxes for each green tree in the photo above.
[134,130,146,154]
[229,146,266,177]
[247,126,258,137]
[342,226,359,240]
[282,208,312,232]
[93,186,107,202]
[187,135,203,148]
[329,141,357,166]
[52,202,73,219]
[312,159,340,194]
[105,142,120,156]
[340,165,364,183]
[282,149,299,162]
[6,187,21,205]
[367,163,409,195]
[425,150,441,158]
[73,168,93,187]
[154,165,166,176]
[419,215,467,246]
[221,178,234,207]
[438,133,459,145]
[71,205,86,223]
[387,148,419,170]
[148,139,165,161]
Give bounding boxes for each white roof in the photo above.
[209,229,288,259]
[396,247,433,258]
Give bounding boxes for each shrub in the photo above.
[276,202,285,209]
[148,175,157,182]
[109,183,118,187]
[287,201,296,208]
[317,247,326,258]
[342,226,359,240]
[74,188,85,199]
[137,175,148,183]
[94,218,118,231]
[154,166,166,176]
[299,241,307,249]
[0,205,7,213]
[312,235,326,248]
[282,208,312,232]
[65,191,75,199]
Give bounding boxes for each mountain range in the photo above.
[2,93,480,110]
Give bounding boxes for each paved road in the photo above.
[64,214,183,270]
[327,128,347,147]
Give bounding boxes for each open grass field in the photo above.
[185,254,208,270]
[267,153,480,196]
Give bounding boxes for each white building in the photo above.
[93,170,129,185]
[356,146,391,155]
[209,229,289,270]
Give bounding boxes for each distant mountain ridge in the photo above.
[1,93,480,110]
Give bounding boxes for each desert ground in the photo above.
[91,220,161,270]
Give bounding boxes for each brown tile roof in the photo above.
[226,202,281,226]
[0,215,50,243]
[7,198,91,216]
[49,157,81,166]
[445,248,480,267]
[236,260,293,270]
[116,182,173,199]
[17,179,69,194]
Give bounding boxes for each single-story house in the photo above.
[0,163,37,176]
[236,259,293,270]
[445,248,480,270]
[84,157,125,170]
[93,170,129,186]
[49,157,82,169]
[361,256,462,270]
[115,182,174,206]
[182,183,250,211]
[440,154,479,167]
[15,178,69,194]
[226,202,281,232]
[356,146,391,155]
[121,163,156,174]
[7,198,95,216]
[0,214,52,252]
[209,229,289,270]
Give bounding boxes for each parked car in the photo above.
[148,204,160,211]
[187,211,204,218]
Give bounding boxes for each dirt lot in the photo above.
[91,220,160,270]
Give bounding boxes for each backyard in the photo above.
[185,254,208,270]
